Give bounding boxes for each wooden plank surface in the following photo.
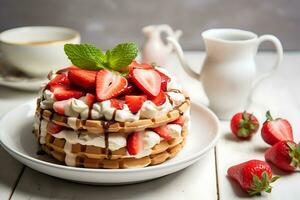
[11,150,217,200]
[0,87,35,200]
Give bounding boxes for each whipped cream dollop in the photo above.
[52,129,126,151]
[40,89,56,109]
[91,99,173,122]
[139,100,173,119]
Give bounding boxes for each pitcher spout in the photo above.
[166,36,200,80]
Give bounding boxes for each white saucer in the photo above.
[0,100,220,185]
[0,60,46,91]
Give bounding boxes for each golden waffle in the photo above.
[37,99,190,135]
[41,128,187,169]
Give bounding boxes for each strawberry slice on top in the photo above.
[47,73,70,88]
[96,69,128,101]
[50,85,84,101]
[131,68,161,98]
[84,93,96,108]
[150,90,166,106]
[156,70,171,91]
[128,61,153,71]
[110,99,125,110]
[125,95,147,113]
[68,68,97,91]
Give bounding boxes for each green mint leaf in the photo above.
[64,44,105,70]
[107,42,138,71]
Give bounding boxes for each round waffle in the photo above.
[36,98,190,135]
[40,128,187,169]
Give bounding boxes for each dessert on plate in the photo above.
[33,42,190,169]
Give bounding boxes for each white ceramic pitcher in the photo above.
[142,24,182,66]
[167,29,283,120]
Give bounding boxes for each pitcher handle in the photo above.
[248,35,283,101]
[166,36,200,79]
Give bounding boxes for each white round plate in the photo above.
[0,100,220,185]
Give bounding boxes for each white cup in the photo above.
[0,26,80,77]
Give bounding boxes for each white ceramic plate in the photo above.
[0,100,220,185]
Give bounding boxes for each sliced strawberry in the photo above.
[47,73,70,88]
[68,69,97,91]
[51,85,84,101]
[47,122,62,135]
[121,82,140,95]
[127,132,142,155]
[150,90,166,106]
[156,70,171,91]
[110,99,125,110]
[85,93,96,108]
[56,65,79,74]
[125,95,147,113]
[172,116,185,126]
[152,125,173,141]
[96,70,128,101]
[128,61,153,72]
[53,100,69,115]
[132,68,161,97]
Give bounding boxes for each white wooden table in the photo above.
[1,52,300,200]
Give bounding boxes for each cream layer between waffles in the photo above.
[34,59,190,169]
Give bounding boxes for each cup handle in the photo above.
[248,35,283,103]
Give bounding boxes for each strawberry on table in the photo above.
[150,90,166,106]
[47,122,62,135]
[96,69,128,101]
[68,68,97,91]
[127,132,142,155]
[152,125,173,141]
[230,111,259,139]
[131,68,161,98]
[261,111,294,145]
[50,85,84,101]
[265,140,300,172]
[125,95,147,113]
[227,160,279,196]
[110,99,125,110]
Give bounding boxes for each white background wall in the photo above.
[1,0,299,50]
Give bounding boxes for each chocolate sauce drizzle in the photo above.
[102,121,113,159]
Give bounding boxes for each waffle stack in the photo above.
[34,98,190,169]
[33,42,191,169]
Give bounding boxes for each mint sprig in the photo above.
[64,42,138,73]
[64,44,106,70]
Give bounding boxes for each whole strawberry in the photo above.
[230,111,259,139]
[261,111,293,145]
[227,160,279,195]
[265,140,300,172]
